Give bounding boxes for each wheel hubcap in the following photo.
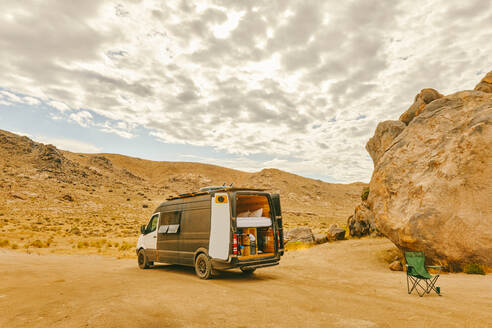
[198,259,206,274]
[138,253,144,265]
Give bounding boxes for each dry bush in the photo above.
[284,241,315,252]
[77,241,89,249]
[0,239,10,247]
[28,240,45,248]
[118,241,134,251]
[464,263,486,275]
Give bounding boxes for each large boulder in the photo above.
[347,202,378,237]
[368,73,492,267]
[285,227,315,243]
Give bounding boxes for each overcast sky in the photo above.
[0,0,491,183]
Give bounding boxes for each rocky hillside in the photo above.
[363,71,492,269]
[0,129,365,255]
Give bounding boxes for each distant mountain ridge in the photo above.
[0,129,366,251]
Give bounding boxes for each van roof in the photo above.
[166,187,266,201]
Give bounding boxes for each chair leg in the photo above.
[415,279,428,297]
[407,275,417,294]
[407,275,427,296]
[426,275,441,296]
[407,274,411,294]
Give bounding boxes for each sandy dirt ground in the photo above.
[1,238,490,328]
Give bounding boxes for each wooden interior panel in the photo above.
[236,195,271,218]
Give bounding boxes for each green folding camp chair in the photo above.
[405,251,442,297]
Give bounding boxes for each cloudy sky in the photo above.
[0,0,491,183]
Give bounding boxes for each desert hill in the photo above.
[0,129,365,255]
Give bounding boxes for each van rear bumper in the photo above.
[240,261,279,270]
[212,256,280,270]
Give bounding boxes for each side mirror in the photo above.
[140,225,146,234]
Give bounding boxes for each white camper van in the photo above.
[136,187,284,279]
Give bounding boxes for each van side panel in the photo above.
[156,204,181,263]
[209,192,231,260]
[179,198,211,266]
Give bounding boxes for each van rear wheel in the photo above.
[138,249,150,269]
[195,253,212,279]
[240,267,256,274]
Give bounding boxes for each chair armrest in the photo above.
[426,265,442,274]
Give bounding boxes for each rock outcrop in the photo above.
[347,202,378,237]
[313,233,328,244]
[399,88,443,125]
[367,71,492,267]
[327,224,346,240]
[389,260,403,271]
[366,121,406,165]
[474,71,492,93]
[285,227,315,243]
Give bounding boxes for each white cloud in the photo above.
[98,121,134,139]
[22,96,40,105]
[69,110,93,127]
[0,0,491,182]
[7,130,102,153]
[34,136,102,153]
[48,101,71,112]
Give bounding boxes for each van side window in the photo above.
[145,214,158,234]
[159,211,181,234]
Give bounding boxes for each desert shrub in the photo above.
[77,241,89,249]
[285,241,315,251]
[361,187,370,201]
[0,239,10,247]
[464,263,486,275]
[29,240,44,248]
[11,243,19,249]
[118,241,134,251]
[89,239,107,248]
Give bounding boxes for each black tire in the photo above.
[137,249,150,269]
[195,253,213,279]
[240,267,256,274]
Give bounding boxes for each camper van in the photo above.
[136,187,284,279]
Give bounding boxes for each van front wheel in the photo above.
[195,253,212,279]
[138,249,150,269]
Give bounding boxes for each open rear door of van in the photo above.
[209,193,231,260]
[271,194,284,256]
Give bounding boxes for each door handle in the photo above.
[153,236,156,238]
